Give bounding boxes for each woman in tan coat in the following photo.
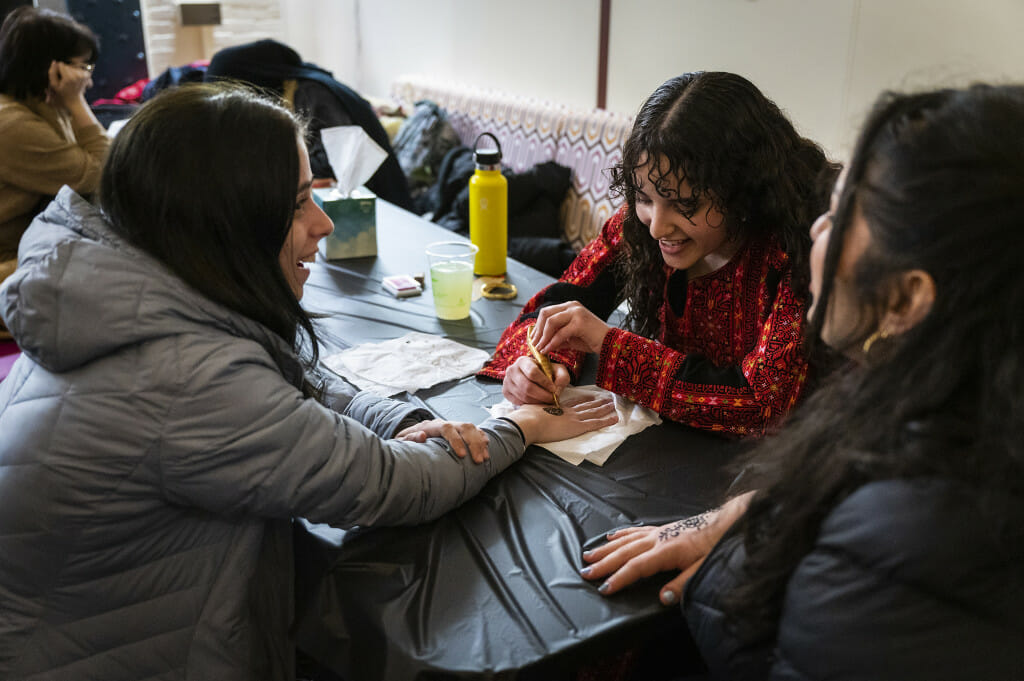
[0,7,109,264]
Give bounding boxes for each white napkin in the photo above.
[320,126,388,196]
[489,385,662,466]
[323,332,490,396]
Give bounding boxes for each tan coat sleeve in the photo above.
[0,100,110,197]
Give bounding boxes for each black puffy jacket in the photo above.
[684,478,1024,680]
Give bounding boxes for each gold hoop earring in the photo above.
[862,328,889,354]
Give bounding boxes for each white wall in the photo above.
[280,0,358,84]
[606,0,856,156]
[279,0,1024,160]
[142,0,283,78]
[842,0,1024,151]
[282,0,600,111]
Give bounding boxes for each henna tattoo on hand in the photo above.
[658,508,719,542]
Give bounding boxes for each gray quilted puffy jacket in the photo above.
[0,188,525,680]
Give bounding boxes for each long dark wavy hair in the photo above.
[609,72,838,338]
[0,6,99,100]
[100,84,321,377]
[722,84,1024,640]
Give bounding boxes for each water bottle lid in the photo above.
[473,132,502,166]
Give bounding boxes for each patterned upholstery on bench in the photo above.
[392,75,631,251]
[555,107,632,250]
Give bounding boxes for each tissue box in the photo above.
[313,186,377,259]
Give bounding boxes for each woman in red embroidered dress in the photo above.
[479,72,838,436]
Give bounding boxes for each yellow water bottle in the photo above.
[468,132,507,276]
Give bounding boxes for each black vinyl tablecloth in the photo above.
[293,201,744,680]
[294,421,742,681]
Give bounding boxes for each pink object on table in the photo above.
[0,341,20,382]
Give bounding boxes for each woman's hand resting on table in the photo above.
[396,419,491,464]
[505,393,618,445]
[395,394,618,464]
[580,492,754,606]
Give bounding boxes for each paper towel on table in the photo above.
[323,332,490,397]
[489,385,662,466]
[321,126,388,196]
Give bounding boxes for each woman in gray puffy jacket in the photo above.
[0,84,617,680]
[580,84,1024,679]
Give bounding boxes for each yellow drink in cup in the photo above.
[430,261,474,319]
[425,241,478,320]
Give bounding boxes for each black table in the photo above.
[295,200,744,680]
[301,200,551,369]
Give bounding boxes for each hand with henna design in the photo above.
[580,492,754,605]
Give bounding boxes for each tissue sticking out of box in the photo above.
[315,126,385,260]
[321,126,388,197]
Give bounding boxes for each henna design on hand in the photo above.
[657,508,719,542]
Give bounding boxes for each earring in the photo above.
[862,328,890,354]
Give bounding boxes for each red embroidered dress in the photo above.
[479,209,809,437]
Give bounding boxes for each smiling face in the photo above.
[633,155,739,278]
[278,142,333,299]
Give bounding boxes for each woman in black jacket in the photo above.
[580,83,1024,679]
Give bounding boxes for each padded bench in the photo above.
[391,75,633,251]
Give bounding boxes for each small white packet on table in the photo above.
[323,332,490,397]
[489,385,662,466]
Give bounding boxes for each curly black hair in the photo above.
[609,72,838,339]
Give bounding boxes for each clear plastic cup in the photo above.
[425,241,478,320]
